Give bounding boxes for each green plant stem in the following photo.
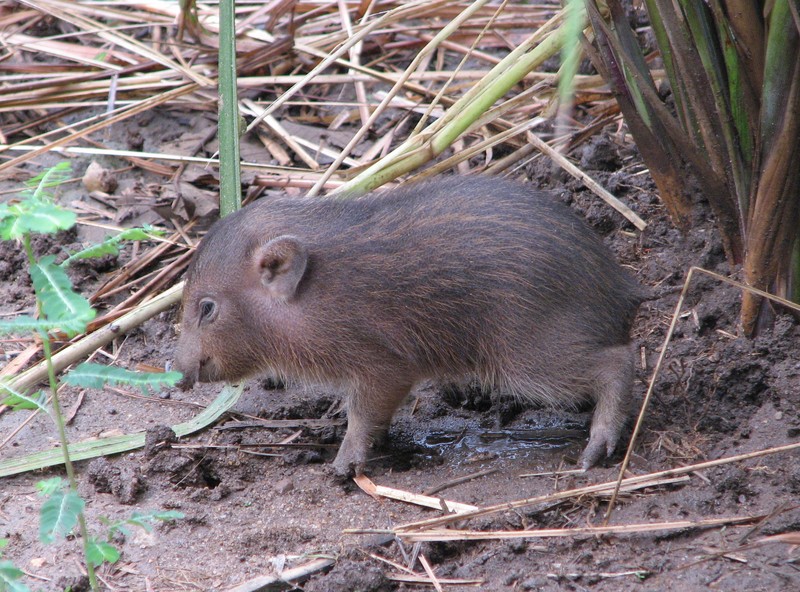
[22,235,35,267]
[30,232,98,589]
[217,0,241,216]
[42,337,99,591]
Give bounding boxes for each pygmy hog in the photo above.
[174,177,642,476]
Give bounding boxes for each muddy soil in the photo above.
[1,117,799,592]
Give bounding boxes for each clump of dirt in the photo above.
[86,458,145,505]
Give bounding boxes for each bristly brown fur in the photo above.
[175,177,642,474]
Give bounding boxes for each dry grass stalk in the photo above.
[390,514,764,543]
[354,474,479,514]
[367,552,484,587]
[422,468,498,496]
[2,0,581,183]
[307,0,498,195]
[224,556,336,592]
[418,554,444,592]
[1,0,620,206]
[387,573,483,587]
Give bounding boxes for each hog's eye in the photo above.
[198,298,217,323]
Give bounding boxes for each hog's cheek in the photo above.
[199,325,254,382]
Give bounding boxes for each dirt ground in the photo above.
[1,110,800,591]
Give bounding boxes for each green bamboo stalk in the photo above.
[308,0,493,196]
[333,5,585,196]
[556,0,583,112]
[217,0,241,216]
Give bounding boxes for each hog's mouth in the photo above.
[176,356,225,390]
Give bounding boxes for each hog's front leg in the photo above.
[333,377,413,477]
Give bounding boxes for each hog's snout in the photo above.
[173,334,203,389]
[175,370,196,391]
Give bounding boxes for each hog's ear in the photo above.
[254,235,308,300]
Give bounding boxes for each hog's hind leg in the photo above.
[580,343,635,470]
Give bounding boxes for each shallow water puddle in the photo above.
[420,421,587,463]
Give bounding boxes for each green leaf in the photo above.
[0,203,15,231]
[0,202,76,240]
[0,538,7,551]
[29,256,95,336]
[0,388,48,413]
[22,162,72,201]
[0,315,89,338]
[149,509,184,521]
[17,203,76,237]
[106,510,185,538]
[128,510,185,532]
[0,163,75,240]
[0,210,26,242]
[0,383,243,478]
[61,240,120,266]
[63,363,182,395]
[39,489,84,544]
[36,478,63,496]
[117,226,162,241]
[97,515,132,538]
[0,560,30,592]
[60,226,162,268]
[85,540,120,567]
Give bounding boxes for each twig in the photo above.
[419,554,444,592]
[354,474,479,514]
[224,557,336,592]
[357,514,763,543]
[525,130,646,230]
[423,468,498,496]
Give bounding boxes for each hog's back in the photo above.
[191,177,640,401]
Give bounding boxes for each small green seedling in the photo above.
[0,538,29,592]
[36,478,184,569]
[0,163,183,591]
